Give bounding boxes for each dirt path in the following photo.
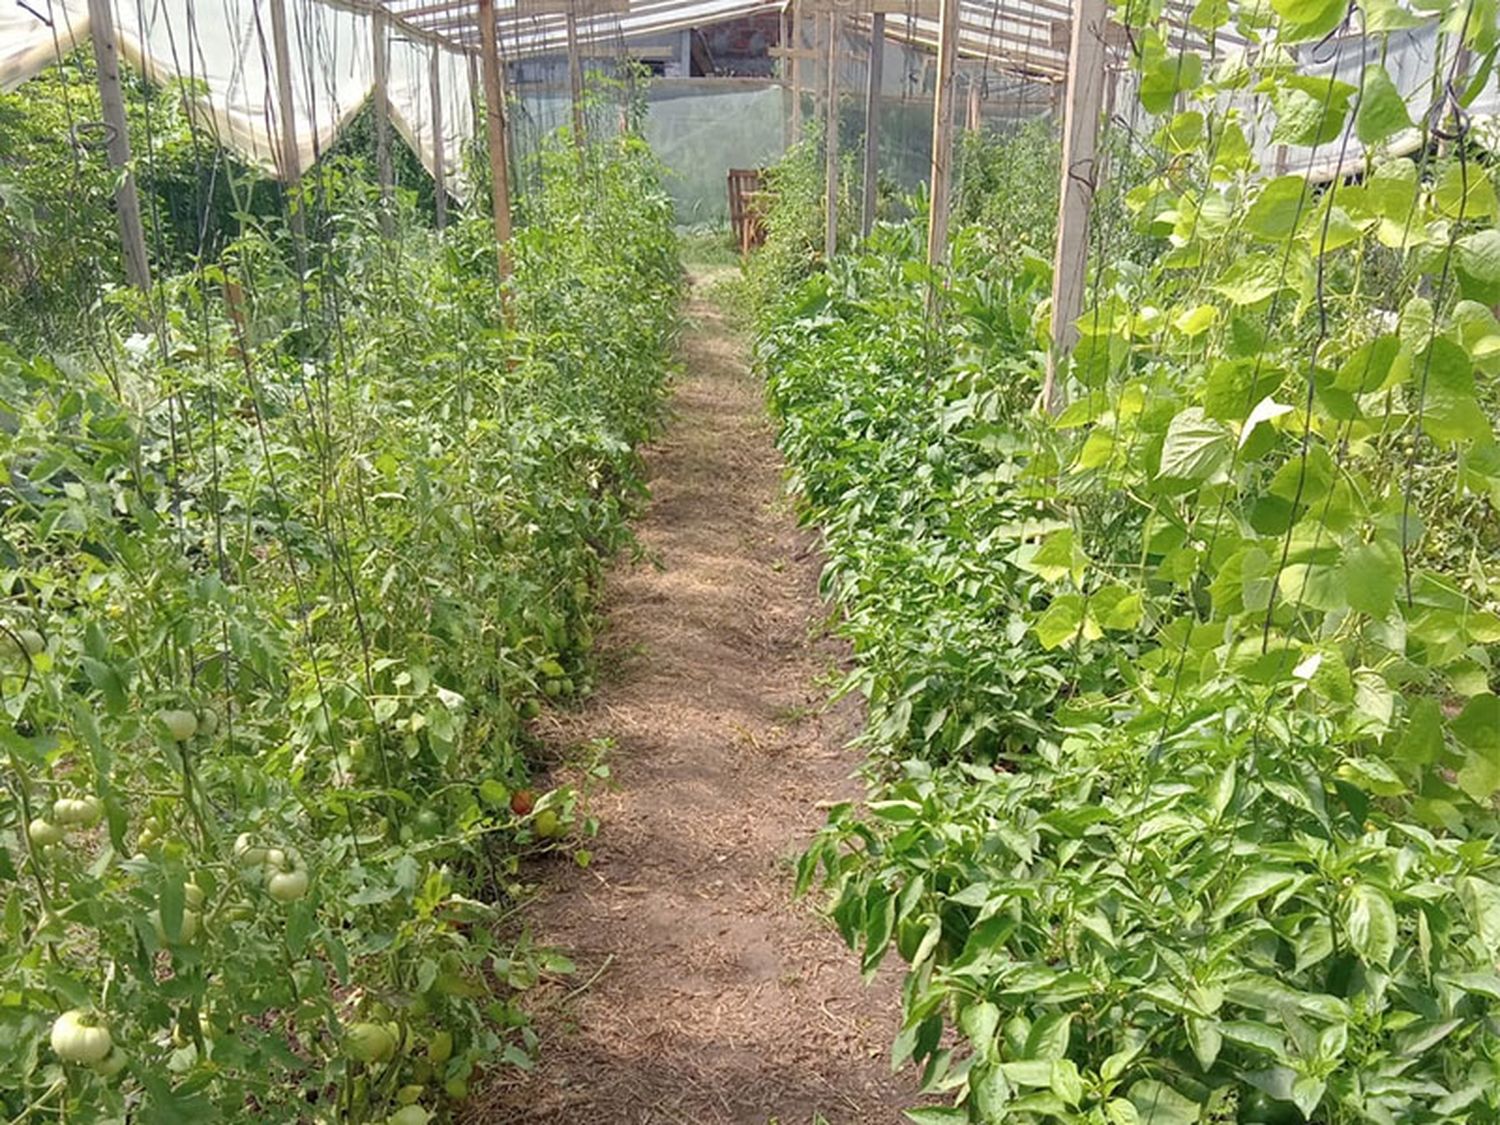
[477,272,914,1124]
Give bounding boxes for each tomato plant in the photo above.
[1,64,680,1121]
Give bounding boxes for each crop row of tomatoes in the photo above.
[0,133,680,1122]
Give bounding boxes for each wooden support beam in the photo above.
[268,0,307,270]
[803,0,939,14]
[1042,0,1108,414]
[477,0,514,283]
[429,45,448,230]
[516,0,628,13]
[823,10,840,260]
[924,0,958,273]
[966,75,980,131]
[565,4,585,150]
[86,0,151,291]
[860,12,883,238]
[373,9,395,236]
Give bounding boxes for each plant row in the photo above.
[0,131,680,1122]
[754,4,1500,1121]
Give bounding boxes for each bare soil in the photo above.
[474,272,915,1124]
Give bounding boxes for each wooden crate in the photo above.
[727,167,768,256]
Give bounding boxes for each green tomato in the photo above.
[267,868,309,903]
[233,833,268,866]
[534,809,563,839]
[198,707,220,737]
[157,709,199,742]
[53,796,102,827]
[544,679,563,698]
[443,1076,469,1100]
[184,882,206,910]
[518,699,542,720]
[28,818,66,847]
[387,1107,430,1125]
[397,1084,426,1105]
[425,1029,454,1065]
[91,1047,128,1078]
[51,1010,113,1065]
[346,1021,397,1064]
[151,908,200,945]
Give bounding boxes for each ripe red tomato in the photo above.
[510,789,536,816]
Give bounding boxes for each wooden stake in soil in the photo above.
[477,0,514,285]
[1042,0,1108,415]
[372,9,395,237]
[87,0,152,291]
[430,45,448,230]
[793,1,804,139]
[566,4,586,151]
[924,0,959,274]
[267,0,307,273]
[823,10,840,261]
[860,12,884,238]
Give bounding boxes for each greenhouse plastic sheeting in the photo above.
[0,0,475,196]
[647,82,785,223]
[509,80,785,223]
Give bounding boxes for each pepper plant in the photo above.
[762,2,1500,1120]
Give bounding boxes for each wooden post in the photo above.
[780,7,794,146]
[430,45,448,230]
[967,75,981,131]
[924,0,959,273]
[790,1,803,141]
[1042,0,1107,414]
[860,12,884,237]
[372,9,395,236]
[823,10,840,260]
[268,0,307,271]
[86,0,151,291]
[565,4,585,150]
[477,0,514,281]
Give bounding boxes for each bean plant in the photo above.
[758,2,1500,1121]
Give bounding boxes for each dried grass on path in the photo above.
[473,271,914,1125]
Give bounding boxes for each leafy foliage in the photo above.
[759,3,1500,1121]
[1,99,679,1124]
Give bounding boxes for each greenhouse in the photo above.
[1,0,1498,1120]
